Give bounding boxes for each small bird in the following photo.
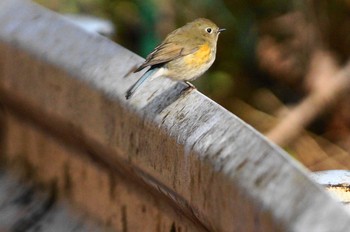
[125,18,225,100]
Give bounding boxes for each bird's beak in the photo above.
[218,28,226,33]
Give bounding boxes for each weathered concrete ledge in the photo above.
[0,0,350,231]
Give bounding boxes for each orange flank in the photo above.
[184,43,212,67]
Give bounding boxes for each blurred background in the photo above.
[34,0,350,171]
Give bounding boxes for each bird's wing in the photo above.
[134,41,199,72]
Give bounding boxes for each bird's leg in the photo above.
[184,81,196,90]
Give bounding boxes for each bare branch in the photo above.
[267,51,350,146]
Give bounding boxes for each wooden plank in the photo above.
[0,169,103,231]
[0,0,350,231]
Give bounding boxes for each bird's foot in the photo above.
[184,81,196,90]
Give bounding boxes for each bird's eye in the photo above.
[206,27,212,33]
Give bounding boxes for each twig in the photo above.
[267,51,350,146]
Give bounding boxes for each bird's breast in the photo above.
[183,43,213,68]
[165,42,216,81]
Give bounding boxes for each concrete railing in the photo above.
[1,0,350,231]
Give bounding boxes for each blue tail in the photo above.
[125,68,158,100]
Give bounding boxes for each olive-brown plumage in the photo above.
[125,18,225,100]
